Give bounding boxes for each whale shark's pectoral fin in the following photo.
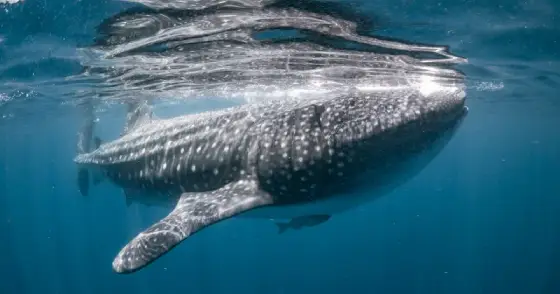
[112,179,273,274]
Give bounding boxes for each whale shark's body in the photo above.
[75,77,467,274]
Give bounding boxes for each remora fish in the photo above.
[274,214,332,234]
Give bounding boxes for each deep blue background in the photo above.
[1,0,559,293]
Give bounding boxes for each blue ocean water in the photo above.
[0,0,559,293]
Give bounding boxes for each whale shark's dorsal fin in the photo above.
[112,179,273,273]
[122,99,156,136]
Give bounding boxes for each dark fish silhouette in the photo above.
[274,214,332,234]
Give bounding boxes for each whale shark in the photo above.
[74,73,468,273]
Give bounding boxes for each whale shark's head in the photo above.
[402,72,468,135]
[355,65,468,134]
[356,70,468,193]
[315,68,468,200]
[248,69,469,217]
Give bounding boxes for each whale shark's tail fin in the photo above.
[76,100,96,197]
[111,179,274,274]
[275,222,290,234]
[76,136,104,196]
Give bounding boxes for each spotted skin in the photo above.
[111,178,273,273]
[75,84,467,274]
